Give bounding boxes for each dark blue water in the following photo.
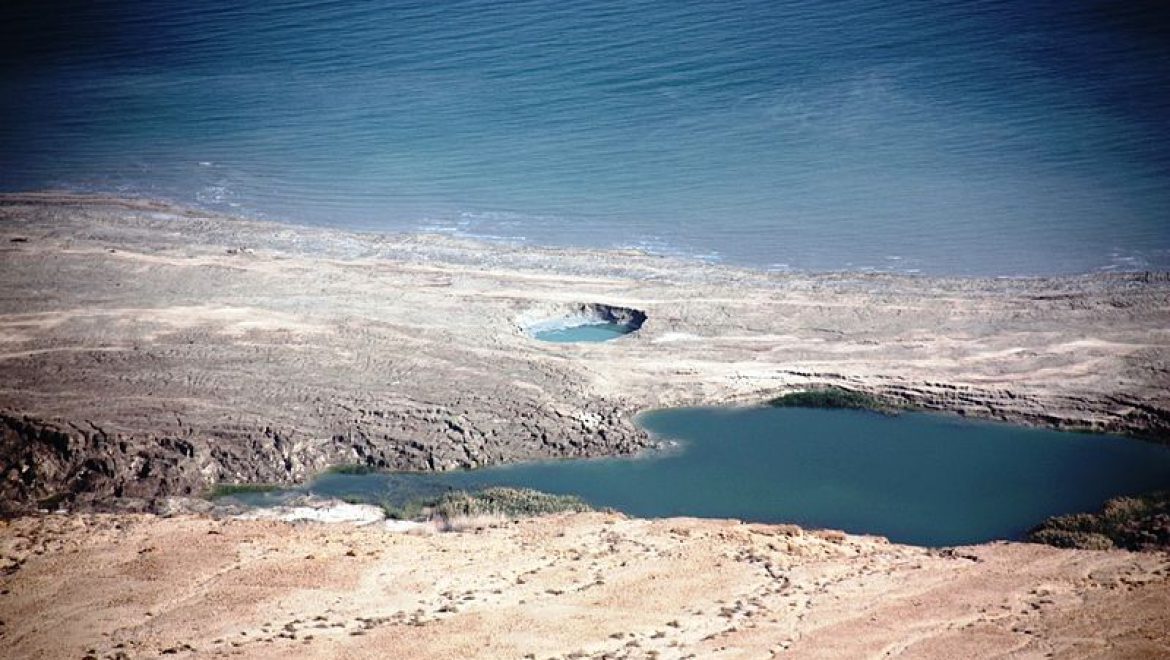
[234,408,1170,546]
[534,322,635,342]
[3,1,1169,274]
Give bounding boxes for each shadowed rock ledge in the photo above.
[1,193,1168,513]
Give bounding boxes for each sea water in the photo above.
[3,1,1168,275]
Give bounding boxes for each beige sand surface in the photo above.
[1,512,1167,659]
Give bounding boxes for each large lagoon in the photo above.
[238,408,1170,546]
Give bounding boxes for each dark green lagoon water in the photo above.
[533,322,636,343]
[234,408,1170,546]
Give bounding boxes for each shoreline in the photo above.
[7,188,1165,279]
[7,190,1169,281]
[3,192,1169,657]
[1,192,1168,514]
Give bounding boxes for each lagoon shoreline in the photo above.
[1,192,1168,514]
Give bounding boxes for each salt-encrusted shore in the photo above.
[1,192,1167,511]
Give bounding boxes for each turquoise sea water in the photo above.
[3,1,1168,274]
[232,408,1170,547]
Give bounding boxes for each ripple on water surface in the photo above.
[2,1,1168,274]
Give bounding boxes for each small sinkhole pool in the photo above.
[524,303,646,343]
[533,321,637,343]
[223,407,1170,547]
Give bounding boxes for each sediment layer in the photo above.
[1,193,1168,511]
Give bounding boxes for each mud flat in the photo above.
[0,193,1168,511]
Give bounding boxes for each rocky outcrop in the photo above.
[582,302,647,330]
[0,402,650,514]
[0,413,207,513]
[763,374,1170,441]
[518,302,648,337]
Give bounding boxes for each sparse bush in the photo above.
[356,486,591,528]
[427,487,592,520]
[1027,528,1114,551]
[768,387,898,413]
[1027,491,1170,551]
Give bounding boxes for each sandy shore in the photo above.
[2,511,1168,659]
[1,193,1167,510]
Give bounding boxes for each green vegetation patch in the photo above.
[363,486,593,521]
[768,387,898,413]
[1027,491,1170,551]
[427,487,592,519]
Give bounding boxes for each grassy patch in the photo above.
[427,487,592,519]
[354,487,593,522]
[1027,491,1170,551]
[768,387,898,413]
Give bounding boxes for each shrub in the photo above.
[1027,528,1114,551]
[364,486,592,526]
[768,387,897,413]
[427,487,592,519]
[1027,491,1170,551]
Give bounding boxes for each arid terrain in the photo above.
[2,511,1169,659]
[2,193,1170,659]
[1,193,1167,511]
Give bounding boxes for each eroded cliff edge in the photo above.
[1,194,1168,512]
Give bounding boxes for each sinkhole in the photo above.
[523,303,647,343]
